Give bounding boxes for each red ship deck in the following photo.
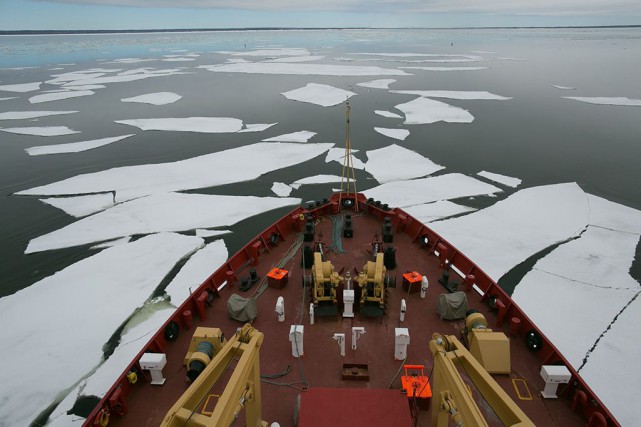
[88,195,617,427]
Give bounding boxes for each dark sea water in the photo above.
[1,28,641,300]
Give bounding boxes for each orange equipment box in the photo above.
[401,364,432,410]
[402,271,422,294]
[267,268,288,289]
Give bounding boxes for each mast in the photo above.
[339,98,359,212]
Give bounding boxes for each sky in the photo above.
[0,0,640,31]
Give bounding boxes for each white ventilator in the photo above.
[394,328,410,360]
[351,326,366,350]
[309,303,315,325]
[343,289,355,317]
[275,296,285,322]
[540,365,571,398]
[420,276,429,299]
[400,299,407,322]
[139,353,167,385]
[289,325,304,357]
[333,333,346,356]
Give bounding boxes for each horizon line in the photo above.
[2,24,640,35]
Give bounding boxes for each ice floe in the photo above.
[17,142,333,201]
[0,82,41,92]
[429,183,589,280]
[496,57,527,61]
[115,117,243,133]
[357,79,396,89]
[47,304,175,427]
[0,126,79,137]
[220,48,311,57]
[195,229,231,238]
[552,85,575,90]
[26,134,135,155]
[262,130,316,143]
[403,200,476,223]
[292,174,347,185]
[0,97,17,101]
[265,55,324,63]
[0,233,203,427]
[272,182,293,197]
[400,66,489,72]
[351,52,482,60]
[364,144,443,183]
[364,173,500,208]
[26,193,301,253]
[325,147,366,169]
[164,240,228,305]
[580,295,641,427]
[29,90,95,104]
[201,62,410,76]
[281,83,356,107]
[0,110,77,120]
[391,90,511,100]
[238,123,277,133]
[375,110,403,119]
[40,193,115,217]
[395,97,474,124]
[162,57,195,62]
[121,92,182,105]
[374,127,409,141]
[563,96,641,106]
[90,236,131,249]
[477,170,522,188]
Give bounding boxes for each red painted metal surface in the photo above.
[83,193,620,427]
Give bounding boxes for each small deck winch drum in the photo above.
[466,312,488,331]
[187,341,215,382]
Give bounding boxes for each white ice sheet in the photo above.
[395,97,474,124]
[357,79,396,89]
[265,55,324,63]
[364,173,501,208]
[40,193,115,217]
[0,82,42,92]
[164,240,228,305]
[26,134,134,155]
[0,126,80,136]
[17,142,333,200]
[563,96,641,106]
[0,110,77,120]
[121,92,182,105]
[429,183,589,280]
[0,233,203,427]
[271,182,293,197]
[477,170,522,188]
[365,144,443,183]
[552,85,576,90]
[26,193,301,253]
[400,66,489,72]
[262,130,316,143]
[281,83,356,107]
[115,117,243,133]
[29,90,95,104]
[292,174,346,185]
[201,62,410,76]
[90,236,131,249]
[375,110,403,119]
[325,147,366,169]
[238,123,277,133]
[403,200,476,223]
[374,127,409,141]
[391,90,511,100]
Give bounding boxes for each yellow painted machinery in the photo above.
[465,312,511,374]
[429,333,534,427]
[312,252,342,314]
[161,324,267,427]
[183,327,226,382]
[355,252,386,316]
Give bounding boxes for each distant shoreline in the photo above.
[1,25,640,36]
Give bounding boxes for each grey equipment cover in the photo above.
[227,293,258,322]
[436,291,468,320]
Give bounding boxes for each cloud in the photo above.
[38,0,641,16]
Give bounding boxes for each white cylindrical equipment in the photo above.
[343,289,355,317]
[333,333,346,356]
[351,326,365,350]
[289,325,304,357]
[400,299,407,322]
[275,296,285,322]
[420,276,429,299]
[309,303,315,325]
[394,328,410,360]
